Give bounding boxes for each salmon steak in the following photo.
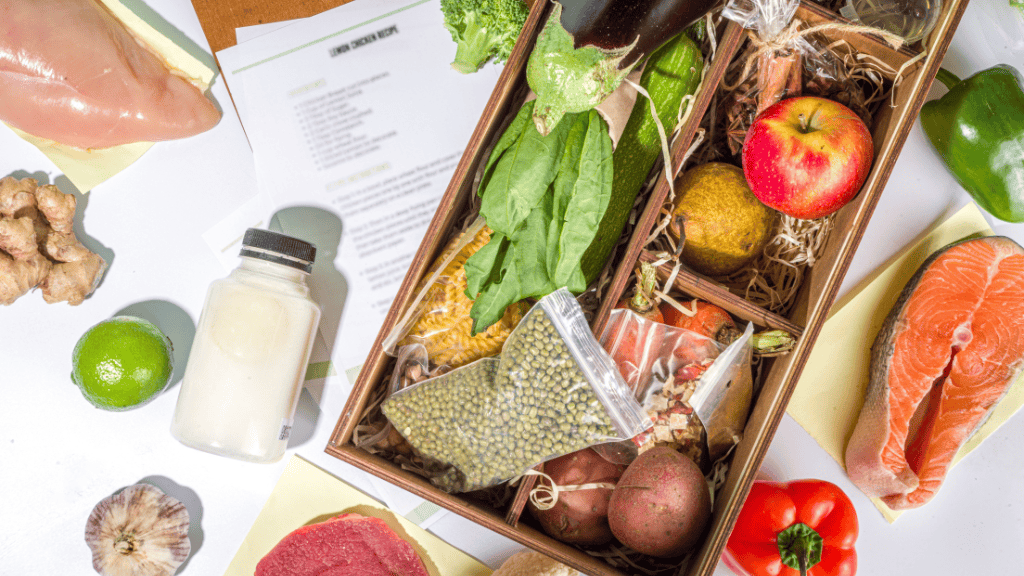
[0,0,220,149]
[846,236,1024,510]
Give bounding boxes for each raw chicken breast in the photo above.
[0,0,221,149]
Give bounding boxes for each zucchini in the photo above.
[580,32,704,282]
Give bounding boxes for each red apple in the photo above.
[741,96,874,220]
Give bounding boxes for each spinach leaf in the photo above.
[548,109,613,291]
[470,195,558,333]
[466,104,614,334]
[479,102,575,235]
[479,101,536,194]
[469,252,522,336]
[463,230,509,300]
[510,191,559,299]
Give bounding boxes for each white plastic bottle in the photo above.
[171,228,322,463]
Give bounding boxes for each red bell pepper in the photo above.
[723,479,858,576]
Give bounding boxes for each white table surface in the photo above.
[1,1,1022,575]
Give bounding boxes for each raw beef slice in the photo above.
[845,236,1024,510]
[255,513,430,576]
[0,0,220,149]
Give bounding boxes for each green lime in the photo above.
[71,316,174,411]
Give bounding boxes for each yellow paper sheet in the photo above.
[224,455,493,576]
[787,203,1024,522]
[4,0,216,193]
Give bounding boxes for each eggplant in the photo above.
[559,0,720,62]
[528,0,720,134]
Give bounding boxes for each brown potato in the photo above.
[607,446,711,557]
[528,448,626,546]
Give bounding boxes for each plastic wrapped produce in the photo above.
[382,289,650,492]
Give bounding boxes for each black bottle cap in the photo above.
[239,228,316,273]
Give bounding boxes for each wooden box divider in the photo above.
[325,0,974,575]
[638,250,806,336]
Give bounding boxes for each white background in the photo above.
[0,1,1021,575]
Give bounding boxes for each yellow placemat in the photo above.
[4,0,216,193]
[788,203,1024,522]
[224,455,492,576]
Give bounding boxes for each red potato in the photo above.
[607,446,711,557]
[528,448,626,546]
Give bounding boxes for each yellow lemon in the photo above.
[71,316,173,411]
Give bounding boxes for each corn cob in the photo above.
[397,224,528,368]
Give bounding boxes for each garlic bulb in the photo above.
[84,483,191,576]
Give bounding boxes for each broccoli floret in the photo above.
[440,0,529,74]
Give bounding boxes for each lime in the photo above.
[71,316,174,411]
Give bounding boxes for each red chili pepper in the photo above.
[723,479,858,576]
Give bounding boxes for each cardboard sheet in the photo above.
[4,0,217,193]
[788,203,1024,522]
[194,0,351,54]
[224,455,492,576]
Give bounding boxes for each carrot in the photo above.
[661,298,798,357]
[615,263,663,322]
[660,299,741,345]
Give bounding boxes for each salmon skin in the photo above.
[846,236,1024,510]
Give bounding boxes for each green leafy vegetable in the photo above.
[463,230,509,298]
[440,0,529,74]
[465,102,613,333]
[479,103,574,234]
[549,109,612,288]
[467,236,522,331]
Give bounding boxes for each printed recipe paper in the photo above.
[219,0,501,372]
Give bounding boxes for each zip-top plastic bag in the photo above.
[381,288,651,493]
[596,309,754,470]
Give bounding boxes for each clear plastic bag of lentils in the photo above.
[381,288,651,493]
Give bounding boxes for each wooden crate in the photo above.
[325,1,972,575]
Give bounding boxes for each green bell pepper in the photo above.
[920,65,1024,222]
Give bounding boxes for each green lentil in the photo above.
[381,306,619,492]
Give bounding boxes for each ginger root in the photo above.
[0,176,106,305]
